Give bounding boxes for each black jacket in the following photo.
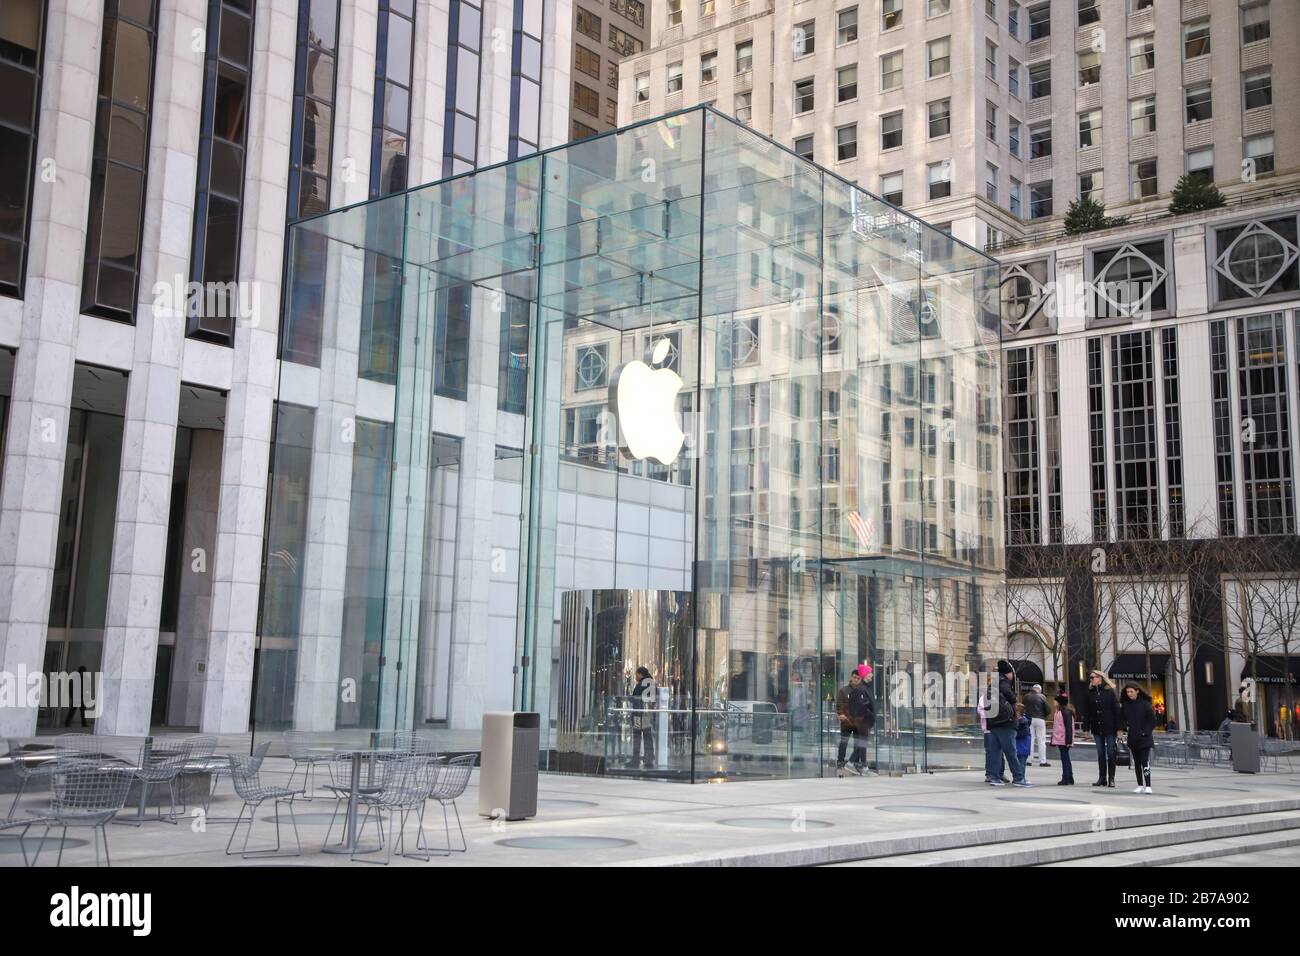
[1084,685,1122,736]
[987,676,1018,727]
[1121,696,1157,750]
[836,681,876,733]
[1023,691,1049,720]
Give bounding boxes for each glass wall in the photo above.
[263,107,1003,778]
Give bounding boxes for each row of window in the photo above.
[999,213,1300,338]
[576,8,643,56]
[1048,0,1267,44]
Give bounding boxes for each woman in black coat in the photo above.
[1121,683,1157,793]
[1083,670,1123,787]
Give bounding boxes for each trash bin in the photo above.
[1229,721,1260,773]
[478,711,540,821]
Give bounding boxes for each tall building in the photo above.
[570,0,649,139]
[622,0,1300,734]
[0,0,573,739]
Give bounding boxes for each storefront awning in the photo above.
[1243,656,1300,685]
[1107,653,1169,681]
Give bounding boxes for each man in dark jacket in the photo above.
[1083,670,1122,787]
[1023,683,1050,767]
[836,665,876,776]
[985,660,1029,787]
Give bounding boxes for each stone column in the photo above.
[0,3,102,738]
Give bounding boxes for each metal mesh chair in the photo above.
[418,754,475,856]
[321,748,404,849]
[31,759,135,867]
[6,739,58,820]
[174,735,218,810]
[352,757,436,864]
[225,753,305,859]
[116,737,202,826]
[1261,737,1295,772]
[284,731,336,799]
[0,813,52,867]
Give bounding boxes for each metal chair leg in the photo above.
[8,778,26,820]
[56,825,68,868]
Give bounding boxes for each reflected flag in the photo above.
[846,510,874,550]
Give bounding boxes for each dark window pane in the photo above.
[300,101,332,176]
[107,103,147,167]
[94,262,136,313]
[100,164,142,267]
[0,237,19,287]
[218,7,251,67]
[385,14,412,86]
[214,66,249,144]
[210,139,243,198]
[112,22,151,109]
[297,173,328,216]
[384,82,409,133]
[378,139,407,193]
[0,62,35,129]
[201,194,239,282]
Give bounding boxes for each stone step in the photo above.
[827,809,1300,867]
[1042,828,1300,867]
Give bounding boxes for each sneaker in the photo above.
[1056,780,1069,786]
[837,767,846,778]
[1144,786,1153,794]
[1133,786,1145,793]
[845,764,863,776]
[987,779,1005,786]
[1013,780,1033,788]
[1000,777,1011,783]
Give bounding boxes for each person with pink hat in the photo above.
[835,664,876,776]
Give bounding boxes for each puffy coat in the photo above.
[1084,685,1122,736]
[836,681,876,734]
[1121,695,1157,750]
[1051,709,1074,747]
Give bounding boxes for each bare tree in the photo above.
[1005,524,1093,688]
[1219,535,1281,729]
[1147,521,1217,730]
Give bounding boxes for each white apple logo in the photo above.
[610,338,686,465]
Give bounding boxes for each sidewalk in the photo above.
[5,759,1297,867]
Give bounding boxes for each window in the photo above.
[0,0,47,298]
[571,119,597,138]
[1078,108,1102,148]
[1088,337,1107,538]
[1030,181,1053,218]
[927,37,950,78]
[928,98,950,137]
[608,24,641,55]
[1129,97,1155,137]
[1185,148,1213,184]
[1183,20,1210,59]
[1109,330,1159,540]
[985,40,997,81]
[667,62,683,93]
[880,171,903,206]
[188,0,255,342]
[1236,313,1294,535]
[1030,122,1051,158]
[881,51,903,90]
[837,65,857,103]
[735,40,752,73]
[1010,179,1023,216]
[793,20,815,57]
[794,77,815,113]
[1245,134,1275,176]
[986,100,998,140]
[1009,58,1021,97]
[1131,159,1157,198]
[1092,240,1175,323]
[1078,51,1100,87]
[836,123,858,162]
[1160,327,1185,537]
[881,110,903,150]
[838,6,858,44]
[1185,84,1212,123]
[986,163,999,202]
[701,50,717,83]
[734,90,752,123]
[575,45,599,78]
[1004,347,1040,544]
[794,135,814,160]
[1000,260,1051,334]
[1029,61,1051,99]
[1079,169,1103,202]
[1028,3,1050,40]
[635,73,650,103]
[605,98,616,125]
[1242,3,1270,44]
[1130,0,1153,9]
[574,81,598,115]
[82,0,159,323]
[577,7,601,40]
[1212,214,1298,301]
[1008,2,1020,36]
[1128,35,1154,74]
[882,0,902,30]
[372,0,419,193]
[928,0,950,15]
[1078,0,1099,25]
[667,0,682,25]
[986,0,997,19]
[608,62,618,89]
[699,0,714,15]
[1009,119,1021,156]
[1243,70,1271,110]
[575,344,609,390]
[611,0,645,26]
[928,161,952,200]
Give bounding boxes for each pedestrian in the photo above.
[63,664,90,728]
[1121,683,1157,794]
[835,664,876,776]
[1023,682,1051,766]
[1052,692,1075,785]
[978,691,1008,784]
[1014,702,1032,771]
[1083,669,1122,788]
[630,666,657,769]
[985,660,1030,787]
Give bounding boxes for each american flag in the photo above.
[846,510,875,550]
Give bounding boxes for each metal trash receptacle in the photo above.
[1229,721,1260,773]
[478,711,540,821]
